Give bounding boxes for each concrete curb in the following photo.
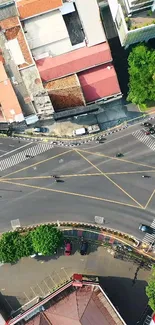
[11,112,155,145]
[13,221,140,247]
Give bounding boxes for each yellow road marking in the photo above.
[144,189,155,209]
[78,149,155,170]
[106,170,155,175]
[1,149,72,179]
[4,173,101,181]
[0,179,142,210]
[75,149,143,208]
[5,170,155,181]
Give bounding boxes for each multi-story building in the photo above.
[105,0,155,47]
[0,0,122,119]
[0,0,54,120]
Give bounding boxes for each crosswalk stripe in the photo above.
[133,130,155,151]
[0,143,53,172]
[142,218,155,244]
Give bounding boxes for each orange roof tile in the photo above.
[5,26,33,68]
[0,62,23,122]
[17,0,63,20]
[44,75,85,110]
[0,17,19,30]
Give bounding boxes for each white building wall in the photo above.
[75,0,106,46]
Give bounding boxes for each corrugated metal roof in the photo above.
[36,42,112,82]
[78,64,121,102]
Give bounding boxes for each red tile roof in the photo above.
[17,0,63,20]
[36,42,112,82]
[78,64,121,102]
[26,285,125,325]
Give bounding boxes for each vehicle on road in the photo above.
[144,122,152,128]
[142,175,151,178]
[145,131,151,135]
[150,128,155,134]
[116,153,124,158]
[64,241,72,256]
[34,127,49,133]
[80,241,88,255]
[55,179,64,183]
[139,224,153,234]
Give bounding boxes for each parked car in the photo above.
[139,224,153,234]
[34,127,49,133]
[80,241,88,255]
[64,241,72,256]
[144,122,152,128]
[150,128,155,134]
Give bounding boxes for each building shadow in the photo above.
[99,276,149,325]
[0,292,22,319]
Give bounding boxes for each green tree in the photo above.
[22,232,34,257]
[127,44,155,105]
[0,232,26,263]
[146,266,155,311]
[31,225,63,255]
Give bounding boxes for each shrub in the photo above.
[31,225,63,255]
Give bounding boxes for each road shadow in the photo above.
[99,276,148,324]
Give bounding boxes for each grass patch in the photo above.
[139,101,155,112]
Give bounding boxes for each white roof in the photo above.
[75,0,106,46]
[7,39,25,65]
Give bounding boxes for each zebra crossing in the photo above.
[142,219,155,244]
[0,142,53,172]
[132,130,155,151]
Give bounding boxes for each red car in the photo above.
[145,131,150,135]
[64,241,72,256]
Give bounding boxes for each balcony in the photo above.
[125,8,155,29]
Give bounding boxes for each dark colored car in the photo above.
[149,128,155,134]
[34,127,49,133]
[144,122,152,128]
[139,224,153,234]
[55,179,64,183]
[116,153,124,158]
[80,241,88,255]
[64,241,72,256]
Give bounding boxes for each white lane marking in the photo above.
[0,150,7,152]
[9,145,15,147]
[0,143,53,171]
[142,219,155,244]
[133,130,155,151]
[0,142,33,158]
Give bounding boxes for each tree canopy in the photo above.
[31,225,63,255]
[146,266,155,311]
[0,231,26,263]
[0,225,63,263]
[127,44,155,105]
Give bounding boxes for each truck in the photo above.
[87,124,100,134]
[73,127,86,136]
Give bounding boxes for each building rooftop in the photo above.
[129,9,155,30]
[17,0,63,20]
[78,64,121,102]
[0,16,33,68]
[0,62,24,122]
[36,42,112,82]
[7,276,126,325]
[44,74,85,110]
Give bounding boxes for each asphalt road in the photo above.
[0,125,155,241]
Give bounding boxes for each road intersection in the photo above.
[0,127,155,241]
